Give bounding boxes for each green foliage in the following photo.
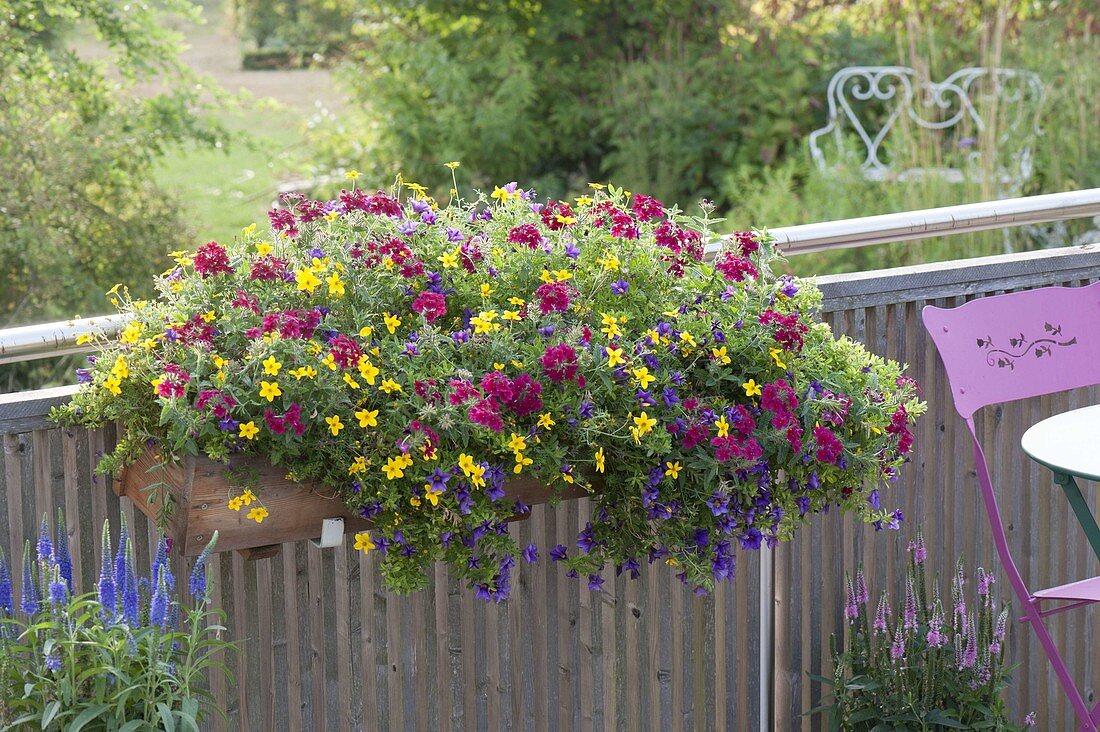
[0,517,233,730]
[53,179,923,596]
[810,538,1026,731]
[231,0,359,50]
[0,0,225,329]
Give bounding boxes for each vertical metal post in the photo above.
[759,542,774,732]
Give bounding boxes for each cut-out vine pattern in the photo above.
[976,322,1077,370]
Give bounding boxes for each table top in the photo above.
[1021,404,1100,481]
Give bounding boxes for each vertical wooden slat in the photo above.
[334,545,352,728]
[256,557,275,729]
[533,505,551,732]
[4,433,25,602]
[433,562,451,732]
[61,429,83,588]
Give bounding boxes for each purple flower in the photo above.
[0,551,12,617]
[890,626,905,662]
[908,532,927,565]
[522,544,539,563]
[564,242,580,259]
[549,544,568,562]
[577,523,596,554]
[844,574,859,621]
[873,593,889,635]
[1023,712,1036,727]
[75,368,93,384]
[149,566,169,629]
[587,574,605,592]
[398,220,420,236]
[21,547,38,616]
[48,567,67,607]
[44,650,61,672]
[903,575,917,630]
[610,279,629,295]
[855,568,868,605]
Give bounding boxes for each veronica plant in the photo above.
[810,533,1034,730]
[0,512,232,731]
[55,176,924,597]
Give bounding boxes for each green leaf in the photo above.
[69,705,112,732]
[925,710,968,728]
[848,708,880,723]
[41,700,62,728]
[157,703,176,732]
[805,672,834,685]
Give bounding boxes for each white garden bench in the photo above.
[808,66,1044,193]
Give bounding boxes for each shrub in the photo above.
[810,534,1034,730]
[54,178,924,598]
[0,511,232,729]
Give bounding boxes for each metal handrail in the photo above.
[3,188,1099,366]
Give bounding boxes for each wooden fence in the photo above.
[2,243,1099,730]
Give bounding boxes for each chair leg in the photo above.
[1054,472,1100,563]
[1025,611,1096,730]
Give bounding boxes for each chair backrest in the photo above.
[808,66,1045,187]
[922,281,1100,420]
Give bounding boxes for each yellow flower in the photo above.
[424,485,444,507]
[379,378,402,394]
[201,311,216,323]
[444,161,460,170]
[665,461,682,479]
[349,457,367,475]
[345,170,360,180]
[325,415,344,436]
[354,532,376,553]
[594,447,605,473]
[359,326,373,338]
[247,507,269,524]
[327,273,346,298]
[743,379,762,398]
[458,453,477,476]
[241,489,256,506]
[712,346,731,365]
[539,270,554,284]
[119,321,142,345]
[439,250,459,268]
[212,355,228,369]
[262,355,282,376]
[680,331,697,348]
[355,408,379,428]
[258,381,282,402]
[537,413,555,430]
[228,496,243,511]
[574,195,594,207]
[493,362,505,371]
[632,367,656,390]
[507,297,525,307]
[480,283,493,298]
[467,463,486,488]
[291,366,317,380]
[382,456,408,480]
[103,376,122,396]
[552,269,572,281]
[588,182,606,190]
[111,356,129,379]
[503,310,522,322]
[357,358,379,384]
[770,348,787,369]
[491,185,520,201]
[321,353,338,371]
[632,411,657,440]
[343,373,359,390]
[409,496,421,507]
[507,433,527,453]
[383,313,401,334]
[715,416,730,438]
[471,311,499,334]
[76,333,94,345]
[599,253,620,272]
[513,454,533,474]
[255,241,274,256]
[295,269,321,294]
[606,346,625,367]
[239,421,259,440]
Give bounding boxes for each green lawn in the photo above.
[154,103,314,245]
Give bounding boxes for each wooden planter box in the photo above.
[116,446,590,559]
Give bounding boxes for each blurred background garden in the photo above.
[1,0,1097,390]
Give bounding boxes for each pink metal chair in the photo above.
[923,280,1100,730]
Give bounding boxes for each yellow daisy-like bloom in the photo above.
[228,497,243,511]
[665,461,682,479]
[348,457,367,475]
[594,447,605,473]
[439,250,459,268]
[458,453,477,476]
[743,379,762,397]
[480,283,493,298]
[379,378,402,394]
[327,273,345,298]
[255,241,274,256]
[201,311,216,323]
[507,433,527,453]
[382,456,408,480]
[770,348,787,369]
[467,463,487,488]
[712,346,731,365]
[345,170,360,180]
[325,415,344,436]
[606,346,625,367]
[111,356,129,380]
[383,313,401,334]
[633,411,657,437]
[632,367,656,390]
[354,532,376,553]
[503,310,522,322]
[552,269,572,282]
[343,373,359,390]
[471,311,499,334]
[258,381,282,402]
[444,161,460,170]
[537,413,555,430]
[247,506,269,524]
[103,376,122,396]
[355,408,379,428]
[119,321,142,345]
[507,297,525,307]
[241,489,256,506]
[599,252,620,271]
[357,358,379,384]
[238,421,259,440]
[680,331,697,348]
[295,268,321,294]
[715,416,730,438]
[262,355,282,376]
[513,455,533,474]
[321,353,338,371]
[424,485,444,507]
